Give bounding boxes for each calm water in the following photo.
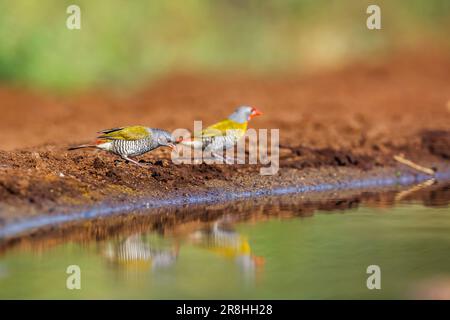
[1,185,450,299]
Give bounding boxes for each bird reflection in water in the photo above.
[103,234,179,271]
[101,219,265,283]
[188,221,265,282]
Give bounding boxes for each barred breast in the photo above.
[112,238,153,262]
[204,130,242,152]
[111,138,156,157]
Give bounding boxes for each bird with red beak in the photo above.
[181,105,263,163]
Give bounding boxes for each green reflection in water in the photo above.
[1,204,450,299]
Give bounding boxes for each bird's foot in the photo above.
[122,157,150,168]
[211,153,235,165]
[223,157,235,165]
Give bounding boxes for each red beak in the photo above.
[250,108,263,119]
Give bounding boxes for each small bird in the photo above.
[181,105,262,163]
[103,234,179,270]
[189,222,265,274]
[69,126,176,167]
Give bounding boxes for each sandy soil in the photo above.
[0,50,449,232]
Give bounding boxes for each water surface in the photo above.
[1,183,450,299]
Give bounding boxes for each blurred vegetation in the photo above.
[0,0,449,90]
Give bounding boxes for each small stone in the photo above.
[31,152,41,159]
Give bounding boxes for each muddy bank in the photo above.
[2,181,449,255]
[0,50,449,235]
[0,160,449,242]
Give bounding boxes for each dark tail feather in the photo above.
[97,127,124,134]
[68,144,97,151]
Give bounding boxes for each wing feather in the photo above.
[197,120,247,138]
[97,125,150,141]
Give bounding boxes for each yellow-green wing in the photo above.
[98,125,150,141]
[198,119,247,137]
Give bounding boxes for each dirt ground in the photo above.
[0,49,449,229]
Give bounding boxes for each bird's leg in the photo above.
[212,152,234,165]
[224,155,236,165]
[222,148,236,164]
[121,156,147,168]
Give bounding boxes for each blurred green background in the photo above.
[0,0,449,91]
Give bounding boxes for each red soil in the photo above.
[0,50,449,229]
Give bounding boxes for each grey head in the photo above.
[227,105,262,123]
[148,128,176,149]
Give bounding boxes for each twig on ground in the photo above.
[395,178,436,202]
[393,154,435,176]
